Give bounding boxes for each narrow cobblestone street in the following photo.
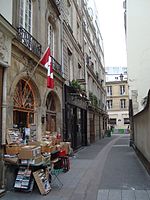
[2,134,150,200]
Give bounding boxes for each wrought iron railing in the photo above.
[51,56,62,75]
[17,27,41,57]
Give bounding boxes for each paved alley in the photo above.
[1,134,150,200]
[97,135,150,200]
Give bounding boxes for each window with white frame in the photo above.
[67,0,72,27]
[107,100,112,109]
[120,99,126,108]
[107,86,112,96]
[48,23,54,56]
[77,21,81,44]
[19,0,32,33]
[120,85,125,95]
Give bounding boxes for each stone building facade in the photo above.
[0,13,16,189]
[8,0,64,140]
[0,0,64,189]
[82,0,107,142]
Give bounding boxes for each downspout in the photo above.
[1,61,8,145]
[0,60,9,189]
[60,15,66,140]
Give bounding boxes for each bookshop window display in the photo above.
[13,79,35,136]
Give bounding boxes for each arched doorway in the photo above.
[13,79,35,130]
[46,91,60,133]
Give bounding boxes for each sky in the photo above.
[94,0,127,68]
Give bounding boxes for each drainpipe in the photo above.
[1,61,9,145]
[60,15,66,140]
[0,60,9,189]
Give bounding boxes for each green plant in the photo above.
[93,95,98,107]
[70,79,81,91]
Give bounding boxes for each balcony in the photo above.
[51,56,62,75]
[17,27,41,57]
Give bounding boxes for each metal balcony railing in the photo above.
[51,56,62,75]
[17,27,41,57]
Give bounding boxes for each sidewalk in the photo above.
[1,135,117,200]
[2,134,150,200]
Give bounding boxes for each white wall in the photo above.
[127,0,150,113]
[0,0,13,24]
[134,96,150,162]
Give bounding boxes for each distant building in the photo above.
[106,67,129,133]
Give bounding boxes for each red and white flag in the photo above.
[40,47,54,89]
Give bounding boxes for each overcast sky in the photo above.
[94,0,127,68]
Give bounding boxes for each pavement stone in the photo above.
[97,189,150,200]
[122,189,135,200]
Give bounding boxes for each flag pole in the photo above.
[20,47,49,105]
[26,46,49,85]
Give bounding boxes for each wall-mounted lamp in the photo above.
[41,114,46,124]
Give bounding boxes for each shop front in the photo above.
[12,77,62,141]
[64,85,87,150]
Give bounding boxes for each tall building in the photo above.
[0,0,64,190]
[0,9,16,190]
[106,67,129,133]
[82,0,107,142]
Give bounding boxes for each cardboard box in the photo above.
[4,157,18,164]
[6,145,21,155]
[18,145,41,159]
[41,145,56,153]
[20,156,43,165]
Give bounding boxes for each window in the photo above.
[19,0,32,33]
[13,79,35,128]
[120,99,126,108]
[109,118,116,125]
[78,63,82,79]
[107,86,112,96]
[67,0,72,27]
[107,100,112,109]
[46,92,56,132]
[67,48,73,81]
[124,118,130,124]
[77,21,81,44]
[120,85,125,95]
[48,23,54,56]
